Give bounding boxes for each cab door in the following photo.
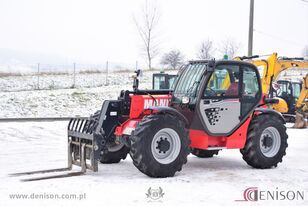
[198,64,261,136]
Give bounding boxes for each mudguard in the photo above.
[148,106,189,126]
[254,108,286,124]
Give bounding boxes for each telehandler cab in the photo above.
[12,60,288,180]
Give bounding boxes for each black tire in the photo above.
[130,114,190,177]
[88,110,130,164]
[100,144,130,164]
[240,114,288,169]
[191,148,219,158]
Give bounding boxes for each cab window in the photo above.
[173,63,206,103]
[204,65,240,98]
[241,66,261,116]
[153,76,166,90]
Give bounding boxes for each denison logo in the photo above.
[235,187,305,202]
[235,187,258,201]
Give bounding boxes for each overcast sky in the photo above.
[0,0,307,66]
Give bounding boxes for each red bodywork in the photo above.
[129,95,171,118]
[115,94,254,149]
[189,117,251,149]
[115,94,171,136]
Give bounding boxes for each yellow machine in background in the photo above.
[235,53,308,116]
[293,74,308,128]
[274,68,308,119]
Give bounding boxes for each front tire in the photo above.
[130,114,190,177]
[100,142,130,164]
[241,114,288,169]
[88,110,130,164]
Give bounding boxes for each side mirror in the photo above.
[129,69,143,79]
[135,69,142,77]
[130,69,142,92]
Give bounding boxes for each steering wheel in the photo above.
[205,87,217,96]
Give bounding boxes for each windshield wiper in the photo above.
[185,81,200,97]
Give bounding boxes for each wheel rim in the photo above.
[260,127,281,157]
[151,128,181,164]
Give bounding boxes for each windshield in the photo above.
[173,63,207,102]
[276,81,291,96]
[292,83,301,98]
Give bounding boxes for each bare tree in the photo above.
[161,50,185,70]
[196,39,214,59]
[302,45,308,57]
[133,0,160,70]
[219,38,241,59]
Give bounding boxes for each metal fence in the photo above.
[0,61,144,92]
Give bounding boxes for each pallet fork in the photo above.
[9,102,115,181]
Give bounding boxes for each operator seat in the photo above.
[225,82,239,96]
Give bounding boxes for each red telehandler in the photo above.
[12,60,288,181]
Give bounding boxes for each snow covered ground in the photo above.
[0,122,307,206]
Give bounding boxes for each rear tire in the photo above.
[240,114,288,169]
[130,114,190,177]
[191,149,219,158]
[88,110,130,164]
